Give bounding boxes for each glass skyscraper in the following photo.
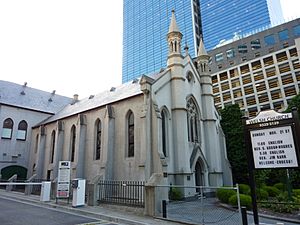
[122,0,202,83]
[122,0,284,83]
[200,0,284,50]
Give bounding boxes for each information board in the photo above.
[250,126,298,169]
[56,161,71,198]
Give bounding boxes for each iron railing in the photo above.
[98,180,145,207]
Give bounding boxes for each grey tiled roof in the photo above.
[39,79,143,125]
[0,80,73,114]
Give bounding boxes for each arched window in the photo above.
[50,131,56,163]
[161,109,168,157]
[70,125,76,162]
[187,98,200,143]
[16,120,28,140]
[127,111,134,157]
[1,118,13,139]
[34,134,39,153]
[95,119,101,160]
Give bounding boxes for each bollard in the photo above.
[162,200,167,218]
[241,207,248,225]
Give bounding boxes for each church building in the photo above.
[28,11,232,190]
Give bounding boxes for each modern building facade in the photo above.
[122,0,202,83]
[207,18,300,117]
[0,80,72,180]
[28,12,232,198]
[200,0,284,50]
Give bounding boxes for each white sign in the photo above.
[56,161,71,198]
[246,110,292,125]
[250,126,298,169]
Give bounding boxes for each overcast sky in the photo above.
[0,0,299,99]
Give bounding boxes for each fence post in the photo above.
[6,174,17,192]
[241,207,248,225]
[162,200,167,218]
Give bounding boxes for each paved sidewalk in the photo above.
[0,190,181,225]
[1,190,300,225]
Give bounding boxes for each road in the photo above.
[0,196,119,225]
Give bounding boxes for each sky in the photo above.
[0,0,300,99]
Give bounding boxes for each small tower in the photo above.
[167,10,183,67]
[196,38,210,74]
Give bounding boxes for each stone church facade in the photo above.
[28,11,232,190]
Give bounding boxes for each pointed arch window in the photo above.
[95,119,102,160]
[16,120,28,140]
[2,118,13,139]
[187,98,200,143]
[50,131,56,163]
[34,134,39,154]
[127,111,134,157]
[161,109,168,157]
[70,125,76,162]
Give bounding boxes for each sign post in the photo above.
[244,109,300,225]
[56,161,71,201]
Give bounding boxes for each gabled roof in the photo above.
[0,80,73,114]
[39,79,143,125]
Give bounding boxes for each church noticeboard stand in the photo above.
[243,109,300,225]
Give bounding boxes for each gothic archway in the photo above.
[195,160,204,192]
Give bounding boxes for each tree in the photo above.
[286,93,300,118]
[220,104,248,184]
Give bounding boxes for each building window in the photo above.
[16,120,27,140]
[34,134,39,154]
[70,125,76,162]
[293,25,300,36]
[95,119,101,160]
[50,131,55,163]
[238,44,247,54]
[187,98,200,143]
[161,109,168,157]
[215,53,223,62]
[264,34,275,46]
[251,39,261,50]
[127,111,134,157]
[278,29,289,41]
[1,118,13,139]
[226,49,235,58]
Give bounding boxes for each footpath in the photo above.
[0,189,300,225]
[0,189,181,225]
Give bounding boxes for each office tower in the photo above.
[208,19,300,117]
[200,0,284,50]
[122,0,202,83]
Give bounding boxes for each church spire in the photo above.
[167,10,183,57]
[196,37,210,73]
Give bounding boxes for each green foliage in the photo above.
[285,93,300,118]
[256,188,269,200]
[169,187,183,201]
[220,104,248,184]
[292,189,300,197]
[274,183,286,191]
[228,194,252,209]
[216,188,236,203]
[262,186,280,197]
[238,184,250,195]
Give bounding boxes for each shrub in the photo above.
[238,184,250,195]
[216,188,236,203]
[263,186,280,197]
[274,183,285,191]
[169,187,183,201]
[292,189,300,197]
[229,194,252,209]
[256,188,269,200]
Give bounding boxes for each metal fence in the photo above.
[155,185,242,225]
[98,180,145,207]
